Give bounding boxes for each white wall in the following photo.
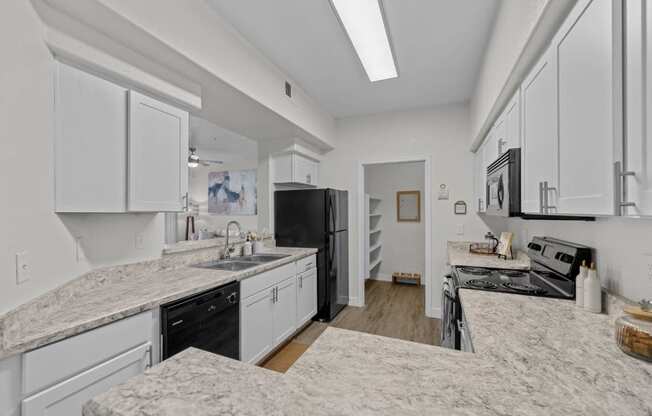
[321,104,502,317]
[0,0,164,315]
[506,217,652,302]
[365,162,425,281]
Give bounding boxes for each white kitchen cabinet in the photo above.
[474,146,486,213]
[240,286,276,364]
[240,256,316,363]
[54,62,128,212]
[272,276,298,345]
[273,151,319,187]
[22,343,150,416]
[502,90,521,153]
[53,61,189,213]
[552,0,621,215]
[20,311,152,416]
[482,128,498,169]
[296,268,317,328]
[521,45,558,214]
[623,0,652,216]
[128,91,189,212]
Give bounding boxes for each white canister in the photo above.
[242,241,253,256]
[575,261,588,308]
[253,241,264,254]
[584,262,602,313]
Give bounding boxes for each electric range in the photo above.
[441,237,592,350]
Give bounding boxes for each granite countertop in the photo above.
[84,290,652,416]
[0,246,316,360]
[448,240,530,270]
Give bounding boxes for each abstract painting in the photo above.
[207,169,257,215]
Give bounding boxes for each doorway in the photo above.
[356,157,434,318]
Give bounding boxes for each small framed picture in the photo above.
[397,191,421,222]
[454,201,467,215]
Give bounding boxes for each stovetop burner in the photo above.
[501,282,545,294]
[497,270,529,278]
[466,279,498,290]
[458,267,491,276]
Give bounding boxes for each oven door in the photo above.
[485,164,509,217]
[440,276,460,349]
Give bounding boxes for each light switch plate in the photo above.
[456,224,464,236]
[16,251,31,284]
[135,233,145,249]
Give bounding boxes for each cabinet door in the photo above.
[22,343,150,416]
[554,0,621,215]
[296,269,317,327]
[624,0,652,216]
[483,128,498,169]
[293,154,316,186]
[474,148,486,213]
[273,276,297,345]
[240,287,275,364]
[54,62,128,212]
[128,91,189,212]
[504,90,521,151]
[521,46,558,214]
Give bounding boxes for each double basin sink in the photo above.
[193,253,291,272]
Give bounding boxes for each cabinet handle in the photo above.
[271,288,276,303]
[306,174,311,184]
[181,192,189,211]
[538,182,544,214]
[615,161,636,214]
[299,275,303,289]
[543,182,556,213]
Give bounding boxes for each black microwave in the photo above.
[485,148,521,217]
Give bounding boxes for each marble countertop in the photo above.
[448,240,530,270]
[0,246,316,360]
[85,290,652,416]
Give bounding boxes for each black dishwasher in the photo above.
[161,281,239,361]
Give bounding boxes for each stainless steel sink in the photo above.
[193,260,260,272]
[238,254,290,263]
[192,253,290,271]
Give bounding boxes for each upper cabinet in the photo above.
[54,63,129,212]
[273,151,319,187]
[501,91,521,154]
[521,0,621,216]
[128,91,188,212]
[54,62,189,213]
[521,47,558,215]
[623,0,652,216]
[553,0,622,216]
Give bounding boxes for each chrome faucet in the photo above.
[224,220,242,259]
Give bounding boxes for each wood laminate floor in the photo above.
[262,280,441,373]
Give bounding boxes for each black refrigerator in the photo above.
[274,189,349,322]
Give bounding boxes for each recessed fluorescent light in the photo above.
[331,0,398,82]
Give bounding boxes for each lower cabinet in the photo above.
[240,255,317,364]
[20,311,153,416]
[22,343,150,416]
[297,269,317,327]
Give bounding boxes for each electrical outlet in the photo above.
[456,224,464,236]
[16,251,31,285]
[135,233,145,249]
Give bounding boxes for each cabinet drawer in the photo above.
[296,255,316,274]
[22,311,152,396]
[240,263,296,299]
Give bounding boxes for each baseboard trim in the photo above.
[368,273,392,282]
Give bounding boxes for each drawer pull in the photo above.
[171,319,184,327]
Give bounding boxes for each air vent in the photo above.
[285,81,292,98]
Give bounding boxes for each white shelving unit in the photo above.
[365,194,383,279]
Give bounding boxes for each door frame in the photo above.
[354,156,434,318]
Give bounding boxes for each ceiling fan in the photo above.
[187,147,223,168]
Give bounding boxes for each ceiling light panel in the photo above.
[331,0,397,82]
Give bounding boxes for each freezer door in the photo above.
[275,190,326,247]
[327,190,348,233]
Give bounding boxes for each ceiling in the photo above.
[207,0,499,118]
